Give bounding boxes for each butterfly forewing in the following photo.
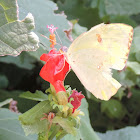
[67,23,133,100]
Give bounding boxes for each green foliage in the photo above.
[0,98,13,107]
[127,61,140,75]
[0,90,37,113]
[19,100,53,135]
[63,99,100,140]
[57,0,102,29]
[103,0,140,16]
[0,0,140,139]
[20,90,48,101]
[71,23,87,40]
[53,117,77,135]
[0,0,17,25]
[0,52,37,70]
[18,0,71,61]
[101,99,127,119]
[0,108,37,140]
[0,0,39,56]
[97,124,140,140]
[0,75,9,88]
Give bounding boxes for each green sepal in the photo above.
[38,132,47,140]
[53,116,77,136]
[45,88,51,94]
[66,103,74,108]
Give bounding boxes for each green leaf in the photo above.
[72,23,87,40]
[0,108,37,140]
[53,116,77,135]
[113,88,125,100]
[0,52,36,70]
[110,15,137,27]
[104,0,140,16]
[0,0,17,25]
[19,100,53,135]
[127,61,140,75]
[131,26,140,53]
[88,0,98,8]
[113,69,136,87]
[0,90,37,113]
[0,98,13,107]
[98,0,108,19]
[0,0,39,56]
[20,90,48,101]
[78,99,100,140]
[63,99,100,140]
[0,74,9,88]
[18,0,71,60]
[101,99,127,119]
[57,0,102,29]
[135,51,140,62]
[97,124,140,140]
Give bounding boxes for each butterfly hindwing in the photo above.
[67,23,133,100]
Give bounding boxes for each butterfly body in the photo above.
[67,23,133,100]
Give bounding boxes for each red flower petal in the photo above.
[68,90,85,113]
[40,49,70,93]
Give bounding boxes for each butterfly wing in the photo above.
[67,23,133,100]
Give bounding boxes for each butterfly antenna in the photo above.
[55,30,63,45]
[41,34,62,47]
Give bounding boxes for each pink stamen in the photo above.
[47,24,58,34]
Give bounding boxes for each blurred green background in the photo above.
[0,0,140,139]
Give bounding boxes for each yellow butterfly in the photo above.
[66,23,133,100]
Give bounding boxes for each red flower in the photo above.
[40,49,70,93]
[68,90,85,113]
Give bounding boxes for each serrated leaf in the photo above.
[0,0,39,56]
[18,0,71,61]
[0,108,37,140]
[19,100,53,135]
[20,90,48,101]
[53,116,77,135]
[104,0,140,16]
[127,61,140,75]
